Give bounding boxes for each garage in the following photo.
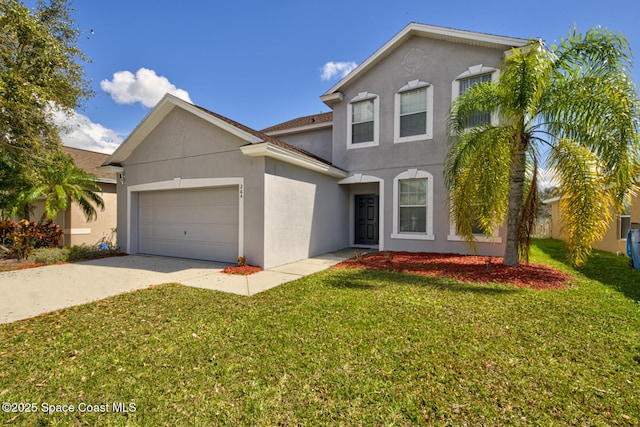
[137,186,239,263]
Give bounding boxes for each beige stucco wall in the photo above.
[550,200,565,241]
[550,192,640,255]
[632,192,640,227]
[30,182,117,248]
[65,182,117,247]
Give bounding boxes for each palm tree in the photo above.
[446,27,640,267]
[10,150,105,224]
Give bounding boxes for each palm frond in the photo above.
[548,138,614,265]
[446,125,513,247]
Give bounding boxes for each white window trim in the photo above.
[394,80,434,144]
[447,216,502,243]
[620,214,631,240]
[451,64,499,127]
[347,91,379,149]
[391,169,434,240]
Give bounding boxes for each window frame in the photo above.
[347,91,379,149]
[451,65,499,128]
[620,203,632,240]
[391,169,434,240]
[394,80,434,143]
[447,209,502,243]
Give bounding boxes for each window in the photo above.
[400,89,426,137]
[352,99,374,143]
[620,203,632,240]
[394,80,433,143]
[399,179,427,232]
[458,74,492,127]
[347,92,379,148]
[392,169,434,240]
[447,210,502,243]
[452,65,498,128]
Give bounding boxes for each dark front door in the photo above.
[355,195,379,245]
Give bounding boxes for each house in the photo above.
[32,146,117,247]
[101,23,528,268]
[546,193,640,255]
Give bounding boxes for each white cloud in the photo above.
[100,67,192,108]
[53,109,123,154]
[320,61,357,81]
[538,167,560,190]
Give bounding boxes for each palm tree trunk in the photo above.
[504,144,527,267]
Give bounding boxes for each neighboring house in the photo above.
[33,146,117,247]
[101,23,528,268]
[546,193,640,255]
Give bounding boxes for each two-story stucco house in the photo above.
[101,23,528,268]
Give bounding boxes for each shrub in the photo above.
[34,220,64,248]
[32,247,70,265]
[68,244,118,262]
[0,219,64,260]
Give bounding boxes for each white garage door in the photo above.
[138,187,239,263]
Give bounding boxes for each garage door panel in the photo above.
[137,187,239,263]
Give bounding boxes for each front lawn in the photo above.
[1,239,639,425]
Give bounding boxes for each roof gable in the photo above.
[102,94,344,177]
[103,94,267,166]
[321,22,529,105]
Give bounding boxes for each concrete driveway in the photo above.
[0,251,352,324]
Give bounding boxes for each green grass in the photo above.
[1,239,639,426]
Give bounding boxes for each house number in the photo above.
[239,184,243,199]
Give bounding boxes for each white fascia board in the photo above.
[319,92,344,107]
[241,143,347,179]
[96,178,117,184]
[264,121,333,137]
[102,95,176,166]
[321,23,528,99]
[96,165,123,173]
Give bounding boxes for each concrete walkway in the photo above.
[0,249,354,324]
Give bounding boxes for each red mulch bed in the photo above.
[333,251,572,290]
[222,265,263,275]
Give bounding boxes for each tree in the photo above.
[0,151,37,219]
[0,0,91,166]
[5,150,104,224]
[446,27,640,267]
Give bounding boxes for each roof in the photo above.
[62,146,115,183]
[102,94,345,178]
[261,112,333,135]
[321,22,529,105]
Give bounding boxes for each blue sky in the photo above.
[53,0,639,153]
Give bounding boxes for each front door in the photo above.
[354,195,379,245]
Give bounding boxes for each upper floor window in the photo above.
[458,74,492,127]
[452,65,498,128]
[347,92,379,148]
[394,80,433,143]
